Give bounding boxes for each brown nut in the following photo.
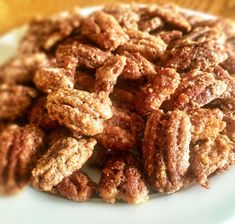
[52,171,97,202]
[0,124,45,194]
[135,68,181,116]
[142,109,191,193]
[96,106,145,150]
[117,29,167,62]
[81,11,129,50]
[94,55,126,95]
[31,137,96,191]
[99,152,149,204]
[190,135,235,188]
[0,84,37,120]
[56,40,112,71]
[46,88,113,136]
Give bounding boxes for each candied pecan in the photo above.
[139,4,191,32]
[189,108,225,142]
[0,84,37,120]
[81,11,128,51]
[138,17,163,33]
[99,152,149,204]
[19,9,83,53]
[74,71,95,92]
[120,51,156,80]
[28,97,58,130]
[33,67,74,93]
[94,55,126,95]
[46,88,113,136]
[103,4,140,30]
[190,135,235,188]
[156,30,183,45]
[52,171,97,202]
[117,29,167,62]
[135,68,180,115]
[88,144,110,167]
[0,53,47,84]
[142,109,191,193]
[56,40,112,71]
[163,27,227,71]
[31,137,96,191]
[164,70,227,111]
[96,106,145,150]
[0,124,45,194]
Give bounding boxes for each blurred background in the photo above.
[0,0,235,34]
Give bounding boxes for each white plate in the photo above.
[0,6,235,224]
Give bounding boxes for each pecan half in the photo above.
[0,124,45,194]
[165,70,227,111]
[138,17,163,33]
[0,53,47,84]
[99,152,149,204]
[142,109,191,193]
[157,30,183,45]
[135,68,181,115]
[56,40,112,71]
[189,108,225,142]
[31,137,96,191]
[117,29,167,61]
[34,67,74,93]
[190,135,235,188]
[52,171,97,202]
[0,84,37,120]
[46,88,113,135]
[96,106,145,150]
[81,11,129,50]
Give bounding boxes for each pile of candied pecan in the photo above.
[0,3,234,204]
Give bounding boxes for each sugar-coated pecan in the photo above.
[189,108,225,142]
[33,67,74,93]
[81,11,128,50]
[96,106,145,150]
[56,39,112,71]
[117,29,167,61]
[94,55,126,95]
[28,97,58,130]
[46,88,113,135]
[19,9,83,53]
[163,27,227,71]
[142,109,191,193]
[139,4,191,32]
[52,171,97,202]
[0,124,45,194]
[31,137,96,191]
[190,135,235,188]
[157,30,183,45]
[121,51,156,80]
[99,152,149,204]
[103,4,140,30]
[135,68,180,115]
[0,84,37,120]
[164,70,227,111]
[0,53,47,84]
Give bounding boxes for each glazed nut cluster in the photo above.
[0,3,234,205]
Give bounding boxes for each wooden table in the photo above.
[0,0,234,34]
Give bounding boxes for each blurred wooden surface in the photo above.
[0,0,235,34]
